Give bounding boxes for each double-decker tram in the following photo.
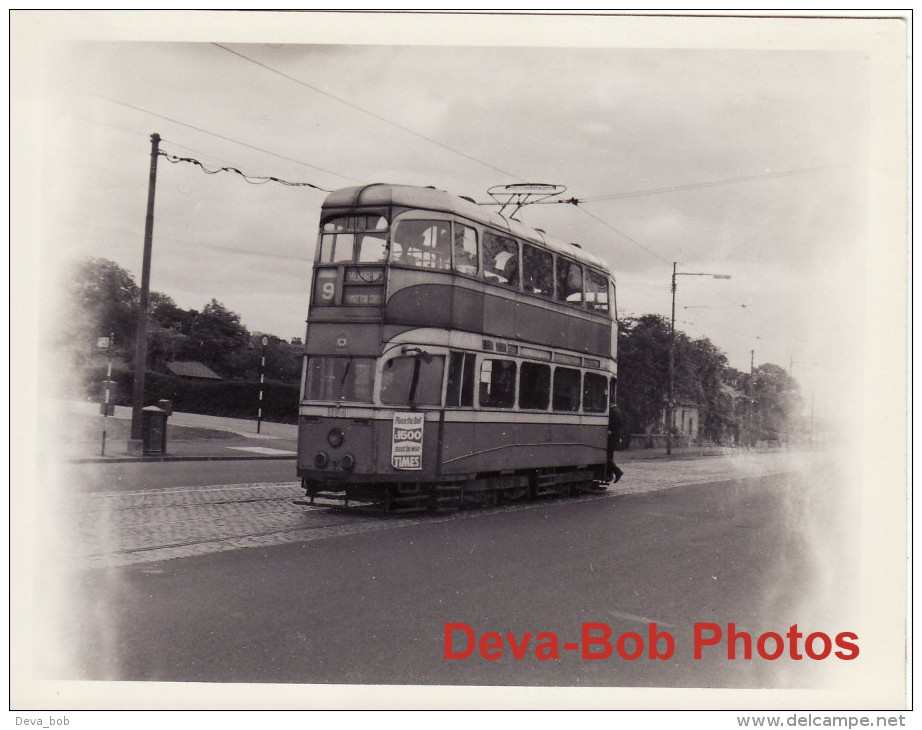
[296,183,617,512]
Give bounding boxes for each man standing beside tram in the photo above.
[606,401,626,484]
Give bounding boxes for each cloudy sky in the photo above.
[21,11,906,404]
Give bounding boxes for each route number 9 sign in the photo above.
[314,269,338,306]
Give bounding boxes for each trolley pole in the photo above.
[257,335,268,433]
[130,133,161,445]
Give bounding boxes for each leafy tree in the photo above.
[182,299,250,377]
[64,257,139,349]
[615,315,670,435]
[685,337,731,443]
[149,291,196,333]
[749,363,802,442]
[264,337,303,382]
[616,315,744,444]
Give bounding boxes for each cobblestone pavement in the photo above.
[62,451,824,571]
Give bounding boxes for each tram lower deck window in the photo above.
[380,354,445,406]
[583,372,609,413]
[304,357,374,402]
[446,351,476,407]
[552,367,581,411]
[479,358,516,408]
[519,362,550,410]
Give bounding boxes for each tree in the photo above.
[183,299,250,377]
[684,336,731,443]
[615,315,670,435]
[64,257,139,349]
[749,363,803,443]
[149,291,196,333]
[616,315,740,444]
[263,337,303,382]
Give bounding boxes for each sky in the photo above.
[21,11,907,409]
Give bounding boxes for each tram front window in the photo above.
[380,354,446,406]
[319,214,388,264]
[304,357,375,402]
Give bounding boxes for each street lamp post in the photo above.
[667,262,731,456]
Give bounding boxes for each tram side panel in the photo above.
[385,270,610,358]
[299,412,608,485]
[438,416,605,476]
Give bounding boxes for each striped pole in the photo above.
[258,336,268,433]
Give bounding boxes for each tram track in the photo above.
[61,452,823,571]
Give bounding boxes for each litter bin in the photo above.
[141,405,169,455]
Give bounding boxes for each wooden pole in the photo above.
[130,133,161,443]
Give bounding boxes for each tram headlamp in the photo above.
[314,451,329,468]
[327,428,345,447]
[340,453,356,471]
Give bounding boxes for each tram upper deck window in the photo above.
[585,269,609,313]
[479,358,516,408]
[380,353,446,407]
[556,259,584,306]
[552,367,581,411]
[483,232,519,288]
[522,244,553,298]
[319,215,388,264]
[392,219,452,270]
[453,224,479,276]
[304,356,375,403]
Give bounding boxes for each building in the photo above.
[664,402,700,442]
[165,361,222,380]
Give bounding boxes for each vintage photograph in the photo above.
[11,10,908,713]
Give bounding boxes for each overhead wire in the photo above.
[576,207,672,265]
[212,43,527,182]
[81,88,362,185]
[68,220,311,265]
[159,149,333,191]
[576,165,842,204]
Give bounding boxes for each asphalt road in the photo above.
[65,458,299,492]
[43,451,859,691]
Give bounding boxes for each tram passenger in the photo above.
[557,261,583,303]
[503,255,519,287]
[606,403,625,483]
[491,250,519,287]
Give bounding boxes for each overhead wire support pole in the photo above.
[130,132,161,444]
[667,263,677,456]
[667,263,732,457]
